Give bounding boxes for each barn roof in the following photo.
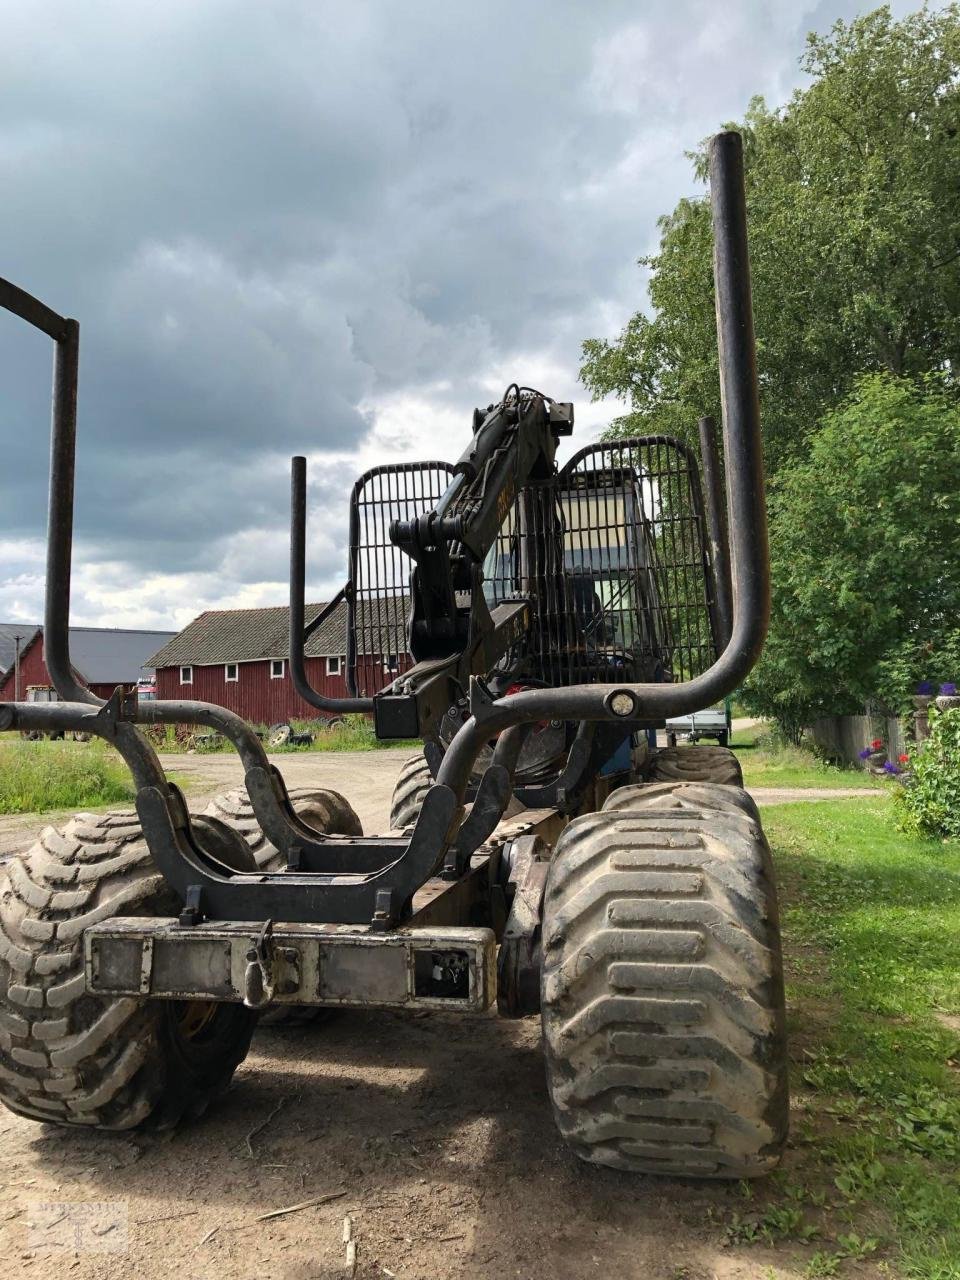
[67,628,177,682]
[0,624,175,686]
[0,623,41,676]
[147,600,407,668]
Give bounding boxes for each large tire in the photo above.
[389,756,434,831]
[202,785,362,870]
[604,779,759,823]
[649,744,743,786]
[0,811,257,1131]
[540,782,788,1179]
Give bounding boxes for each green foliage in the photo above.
[733,723,884,790]
[763,798,960,1278]
[896,707,960,839]
[580,5,960,473]
[741,373,960,732]
[288,714,419,753]
[0,739,134,814]
[580,5,960,739]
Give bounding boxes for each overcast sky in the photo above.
[0,0,916,630]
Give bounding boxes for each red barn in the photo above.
[148,601,406,725]
[0,623,40,696]
[0,625,176,703]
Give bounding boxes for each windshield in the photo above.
[481,477,665,658]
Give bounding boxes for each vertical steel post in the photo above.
[45,319,99,705]
[710,130,769,664]
[698,415,733,648]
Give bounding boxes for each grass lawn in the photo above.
[0,738,195,816]
[739,797,960,1278]
[733,721,885,791]
[0,738,135,814]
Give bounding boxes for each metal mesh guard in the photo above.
[482,436,720,687]
[347,462,455,696]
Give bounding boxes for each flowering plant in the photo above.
[941,682,958,696]
[859,740,909,778]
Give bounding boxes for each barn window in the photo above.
[326,655,342,676]
[180,666,192,685]
[270,659,284,679]
[383,654,399,674]
[225,663,238,682]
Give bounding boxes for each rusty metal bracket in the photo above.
[496,834,549,1017]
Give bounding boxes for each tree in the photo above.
[580,5,960,473]
[740,374,960,739]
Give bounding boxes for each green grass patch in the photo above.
[0,739,136,814]
[148,714,418,755]
[284,715,419,753]
[740,798,960,1278]
[732,723,884,791]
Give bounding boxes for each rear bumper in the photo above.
[84,919,496,1014]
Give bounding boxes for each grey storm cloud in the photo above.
[0,0,913,626]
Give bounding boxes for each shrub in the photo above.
[895,708,960,840]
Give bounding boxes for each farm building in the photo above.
[148,600,407,724]
[0,625,176,703]
[0,623,40,689]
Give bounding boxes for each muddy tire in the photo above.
[540,783,788,1178]
[0,811,257,1131]
[201,785,362,871]
[604,779,759,823]
[389,756,434,831]
[649,744,743,786]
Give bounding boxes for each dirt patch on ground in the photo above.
[0,1010,806,1280]
[747,785,878,805]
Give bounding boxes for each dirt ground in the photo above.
[0,747,870,1280]
[1,1009,806,1280]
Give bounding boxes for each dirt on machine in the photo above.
[0,131,787,1180]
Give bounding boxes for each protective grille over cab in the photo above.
[346,462,455,696]
[482,437,721,687]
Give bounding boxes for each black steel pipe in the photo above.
[0,278,374,874]
[437,130,769,800]
[698,414,733,647]
[289,455,373,714]
[45,318,101,707]
[0,280,97,708]
[0,278,69,341]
